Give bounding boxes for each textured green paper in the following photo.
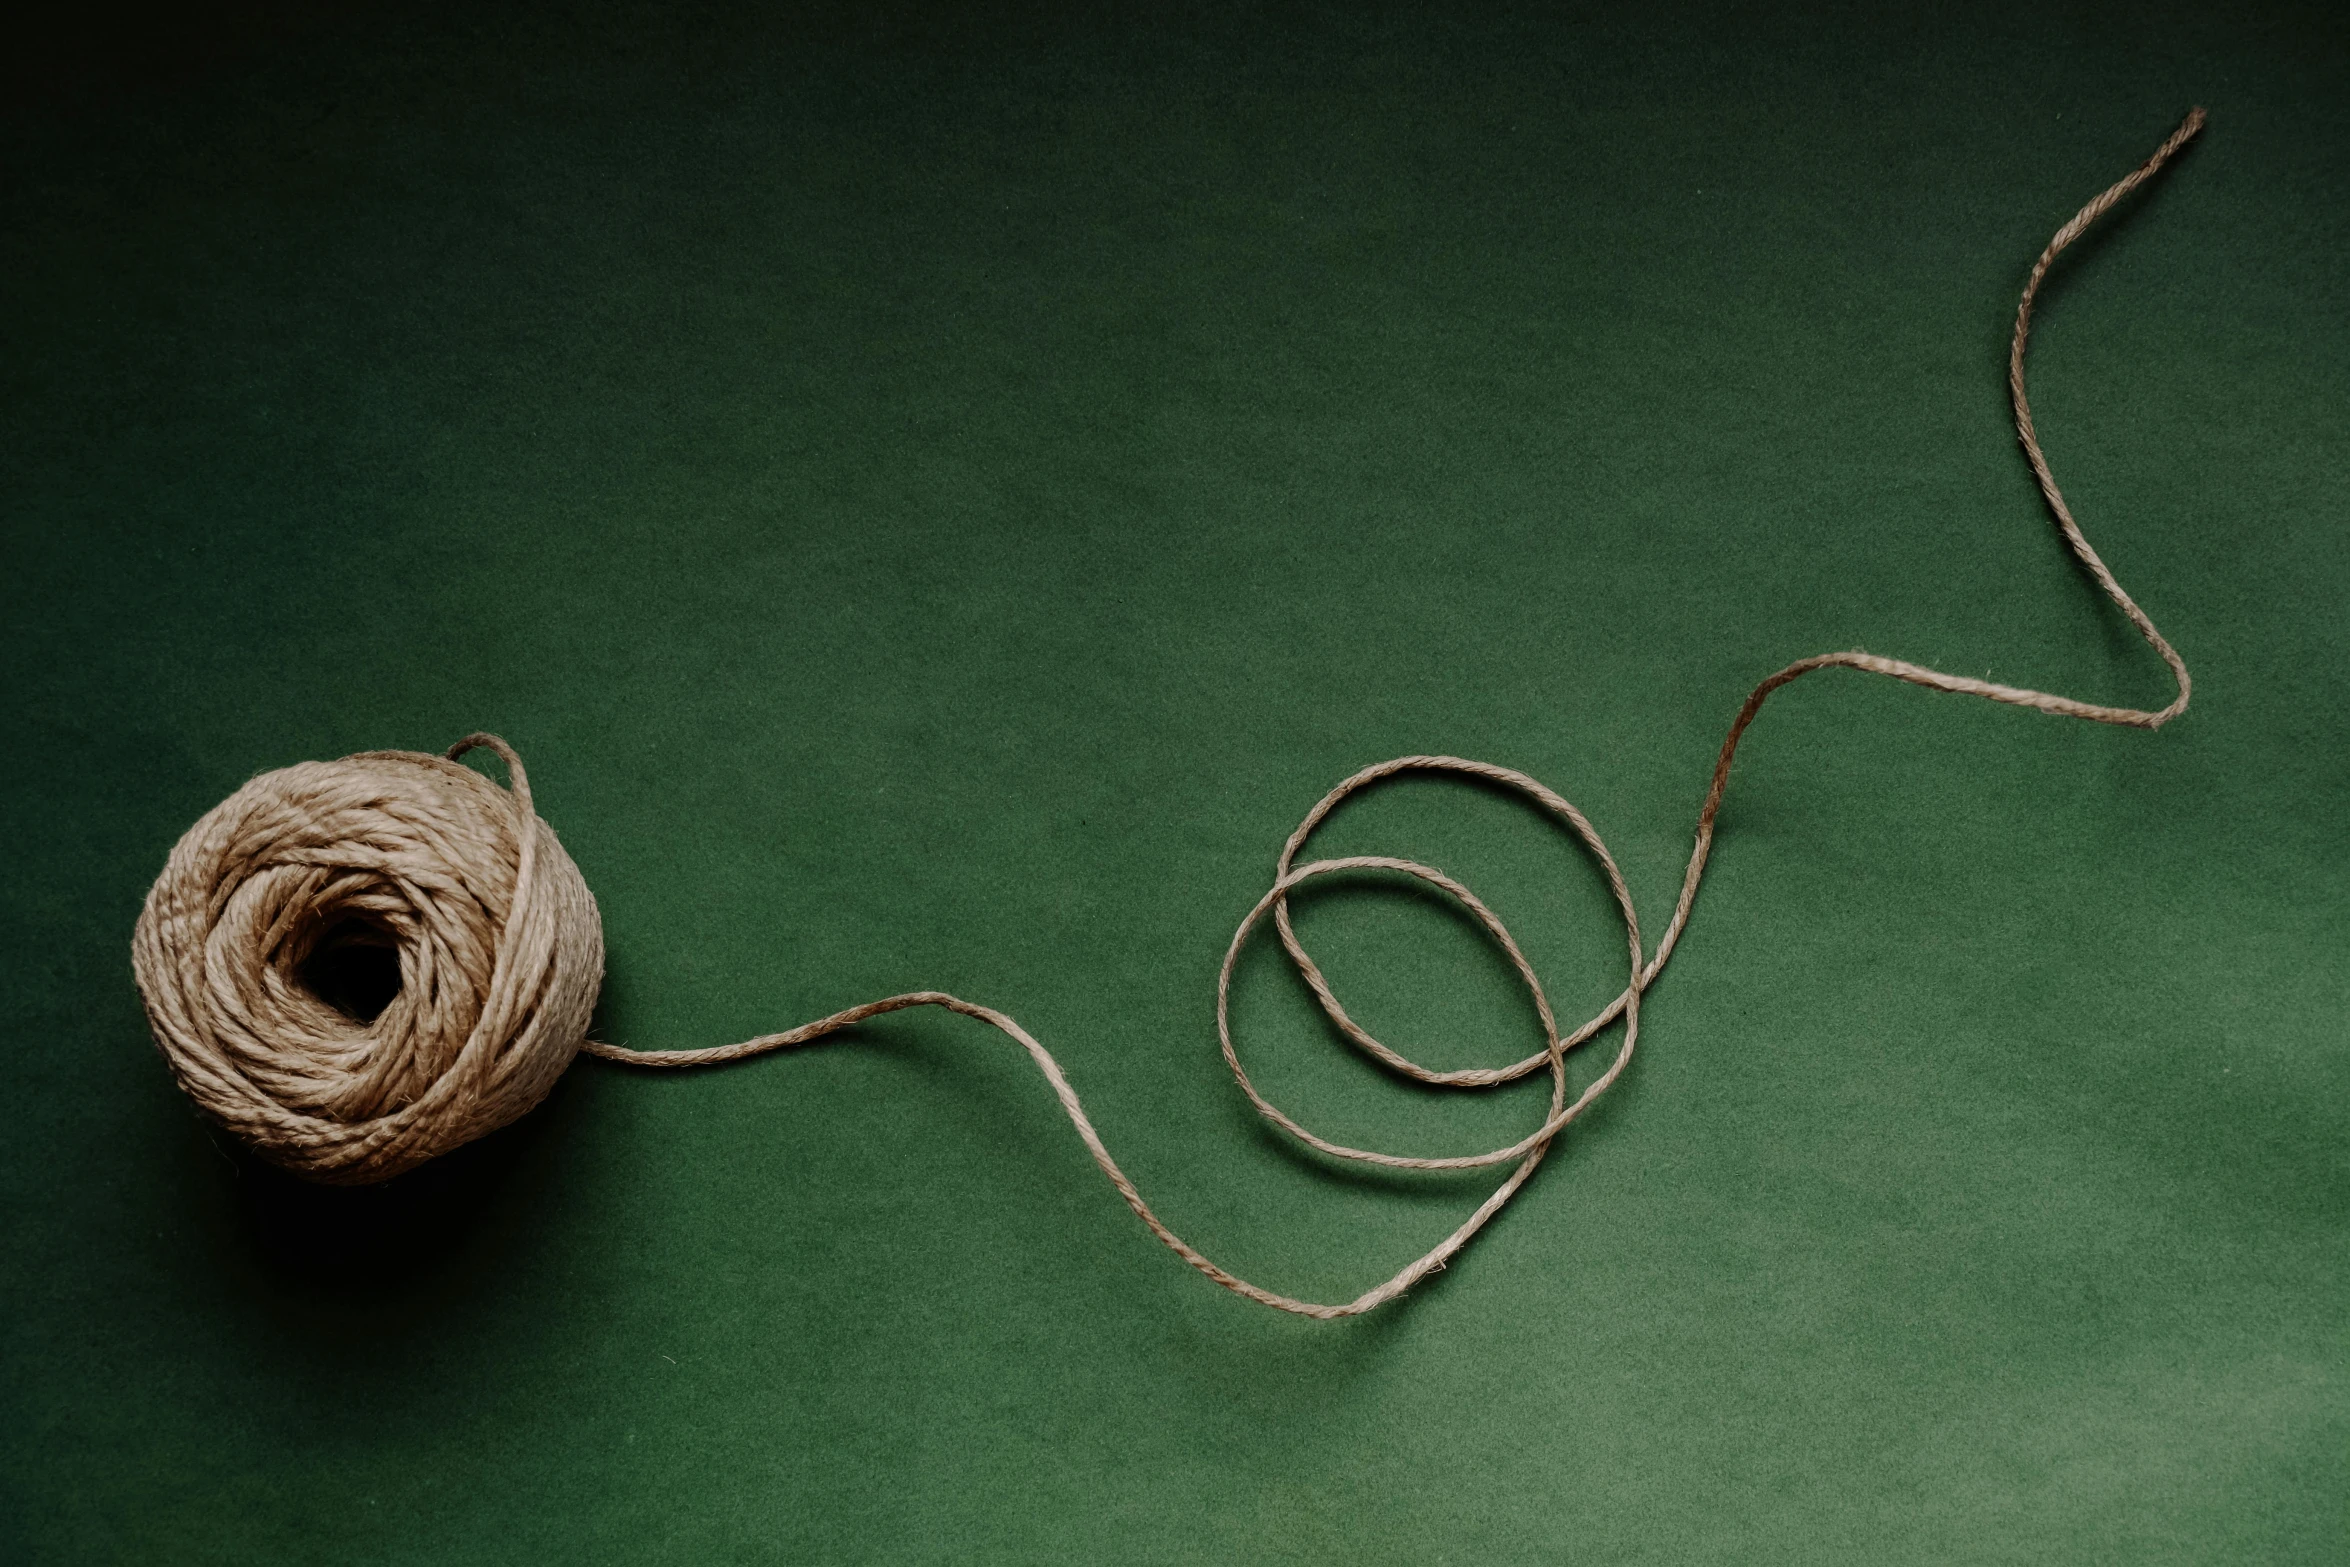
[3,2,2344,1561]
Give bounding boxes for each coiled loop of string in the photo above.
[136,111,2203,1316]
[583,109,2204,1317]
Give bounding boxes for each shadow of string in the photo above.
[573,110,2208,1318]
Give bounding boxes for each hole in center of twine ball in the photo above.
[298,918,404,1025]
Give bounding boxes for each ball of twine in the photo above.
[131,734,603,1184]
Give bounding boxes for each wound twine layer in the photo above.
[133,747,602,1184]
[133,110,2205,1311]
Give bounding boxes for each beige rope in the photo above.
[132,744,603,1183]
[131,110,2205,1314]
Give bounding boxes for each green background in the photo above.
[4,2,2344,1560]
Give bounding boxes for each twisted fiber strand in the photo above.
[586,110,2207,1318]
[133,112,2204,1312]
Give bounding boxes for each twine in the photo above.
[132,747,603,1183]
[132,110,2204,1313]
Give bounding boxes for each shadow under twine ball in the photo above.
[130,736,603,1184]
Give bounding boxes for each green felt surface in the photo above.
[4,2,2346,1561]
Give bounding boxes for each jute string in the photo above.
[132,111,2205,1318]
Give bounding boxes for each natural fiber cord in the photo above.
[132,110,2206,1317]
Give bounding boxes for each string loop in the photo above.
[590,108,2207,1317]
